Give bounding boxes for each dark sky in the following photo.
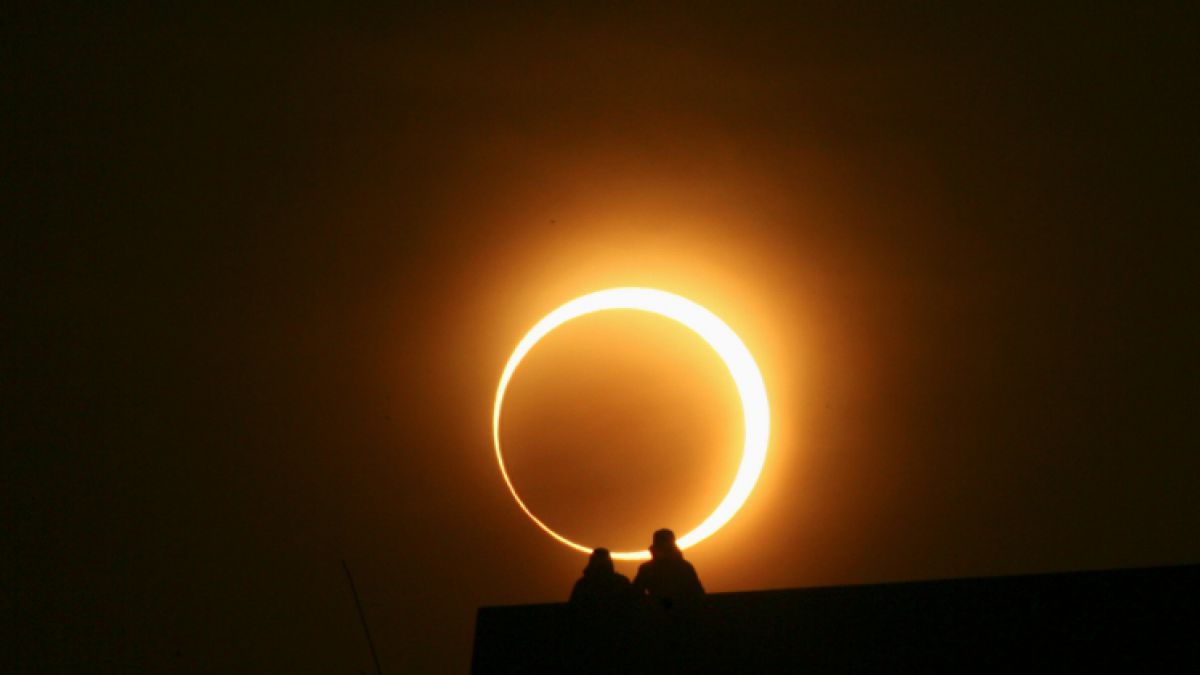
[6,4,1198,672]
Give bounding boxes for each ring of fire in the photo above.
[492,287,770,561]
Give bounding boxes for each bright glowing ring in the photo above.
[492,287,770,561]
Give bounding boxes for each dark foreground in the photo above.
[473,563,1197,673]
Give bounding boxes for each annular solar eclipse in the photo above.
[492,287,770,561]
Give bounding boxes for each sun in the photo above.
[492,287,770,561]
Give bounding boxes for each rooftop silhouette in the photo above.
[474,563,1197,673]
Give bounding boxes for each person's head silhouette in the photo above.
[584,547,615,577]
[649,528,682,560]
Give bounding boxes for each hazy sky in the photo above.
[7,4,1198,672]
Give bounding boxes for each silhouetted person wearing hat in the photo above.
[632,529,705,610]
[570,548,633,608]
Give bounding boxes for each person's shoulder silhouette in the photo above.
[570,548,633,607]
[632,528,704,609]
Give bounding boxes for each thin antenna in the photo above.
[342,559,384,675]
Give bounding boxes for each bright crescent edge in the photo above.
[492,287,770,561]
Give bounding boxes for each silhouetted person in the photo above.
[632,528,704,609]
[568,548,636,672]
[570,548,633,608]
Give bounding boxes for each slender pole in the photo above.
[342,559,384,675]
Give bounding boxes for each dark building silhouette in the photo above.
[474,563,1198,673]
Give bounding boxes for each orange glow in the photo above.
[492,287,771,560]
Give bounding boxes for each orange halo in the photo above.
[492,287,771,561]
